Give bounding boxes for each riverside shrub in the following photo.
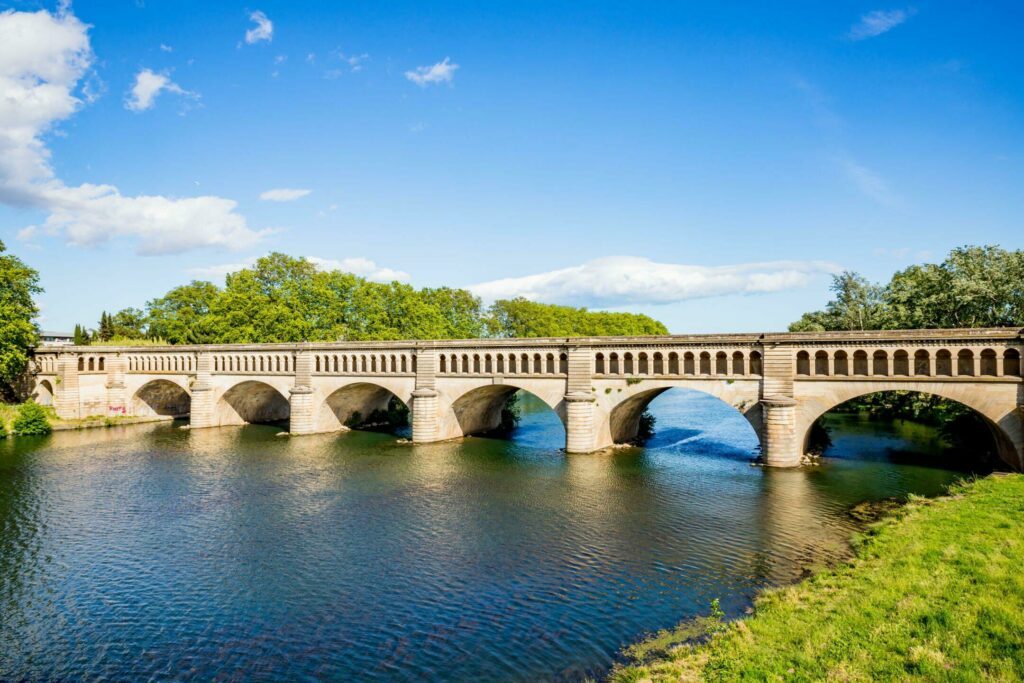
[12,400,52,436]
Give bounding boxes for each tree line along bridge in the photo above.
[30,328,1024,469]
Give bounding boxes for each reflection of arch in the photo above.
[34,379,54,406]
[607,385,761,445]
[217,381,290,426]
[132,379,191,417]
[800,387,1022,469]
[449,385,565,437]
[317,382,409,432]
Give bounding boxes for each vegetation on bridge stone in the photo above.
[0,240,41,400]
[611,475,1024,681]
[74,253,667,344]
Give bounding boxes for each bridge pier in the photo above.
[105,354,127,417]
[189,352,216,428]
[54,353,80,420]
[564,392,597,453]
[760,396,801,467]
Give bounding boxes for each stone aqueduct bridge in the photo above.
[31,328,1024,468]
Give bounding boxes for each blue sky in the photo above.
[1,1,1021,333]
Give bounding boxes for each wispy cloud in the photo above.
[244,10,273,45]
[848,8,914,41]
[837,158,900,206]
[124,68,197,112]
[469,256,840,307]
[259,188,311,202]
[0,7,264,255]
[405,57,458,87]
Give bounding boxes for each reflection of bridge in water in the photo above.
[32,328,1024,468]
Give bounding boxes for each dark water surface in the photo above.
[0,391,981,681]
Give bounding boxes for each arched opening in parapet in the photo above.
[33,379,54,407]
[217,381,290,428]
[608,387,760,459]
[317,383,410,435]
[804,390,1015,472]
[132,380,191,418]
[450,385,565,447]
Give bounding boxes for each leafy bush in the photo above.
[12,400,52,436]
[0,419,7,439]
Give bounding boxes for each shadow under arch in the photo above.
[803,389,1019,470]
[33,379,54,406]
[217,380,290,427]
[450,384,566,440]
[609,386,761,449]
[317,382,410,433]
[132,379,191,418]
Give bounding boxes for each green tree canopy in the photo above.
[486,297,668,337]
[790,246,1024,332]
[0,240,41,393]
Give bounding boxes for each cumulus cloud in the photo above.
[469,256,840,307]
[259,188,311,202]
[245,10,273,45]
[848,9,913,40]
[0,7,265,254]
[191,256,409,283]
[125,68,196,111]
[405,57,458,86]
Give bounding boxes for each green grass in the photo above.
[611,475,1024,682]
[1,402,58,435]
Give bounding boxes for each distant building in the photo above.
[40,330,75,346]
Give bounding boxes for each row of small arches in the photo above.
[127,355,195,373]
[214,355,291,373]
[314,354,416,374]
[795,348,1023,377]
[595,350,763,376]
[76,356,106,372]
[439,352,568,375]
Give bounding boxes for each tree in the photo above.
[97,311,114,341]
[12,400,52,436]
[486,298,668,337]
[73,324,90,345]
[110,308,148,339]
[0,240,42,395]
[146,281,222,344]
[789,271,886,332]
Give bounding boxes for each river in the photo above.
[0,390,987,681]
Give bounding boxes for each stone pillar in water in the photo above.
[760,395,801,467]
[289,348,316,435]
[105,353,127,417]
[564,346,597,453]
[54,353,81,419]
[411,348,440,443]
[189,352,216,428]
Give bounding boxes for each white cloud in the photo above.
[159,43,173,52]
[0,7,266,255]
[838,158,900,206]
[259,188,311,202]
[848,9,913,40]
[244,10,273,45]
[405,57,458,87]
[191,255,409,283]
[307,256,409,282]
[469,256,840,307]
[125,68,196,111]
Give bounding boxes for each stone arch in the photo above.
[595,353,606,374]
[893,350,910,376]
[447,383,567,438]
[1005,349,1021,377]
[797,384,1023,470]
[732,351,745,375]
[796,350,810,375]
[34,379,54,406]
[132,379,191,417]
[980,349,997,376]
[814,350,829,376]
[604,382,762,446]
[217,380,290,427]
[316,382,410,433]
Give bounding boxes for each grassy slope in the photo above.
[613,475,1024,682]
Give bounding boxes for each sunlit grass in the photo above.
[611,475,1024,681]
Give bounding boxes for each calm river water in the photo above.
[0,391,985,681]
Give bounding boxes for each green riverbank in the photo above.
[612,474,1024,682]
[0,403,172,436]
